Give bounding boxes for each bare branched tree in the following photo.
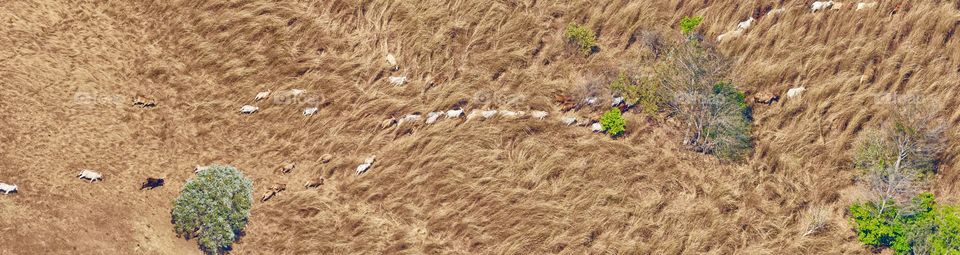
[889,95,947,172]
[656,43,750,159]
[861,163,924,215]
[853,96,945,215]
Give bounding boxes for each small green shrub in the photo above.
[637,78,662,117]
[172,165,254,254]
[609,73,635,101]
[601,108,626,137]
[850,193,960,254]
[564,23,596,55]
[608,73,661,117]
[679,16,704,35]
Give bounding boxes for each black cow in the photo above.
[140,178,165,190]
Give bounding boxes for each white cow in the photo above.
[530,111,548,120]
[255,90,270,101]
[425,112,441,124]
[481,110,498,119]
[289,89,306,97]
[737,17,755,30]
[591,122,604,133]
[240,105,259,114]
[466,110,481,122]
[446,109,464,118]
[584,97,598,105]
[717,29,744,43]
[303,107,319,116]
[831,2,845,10]
[812,1,835,12]
[194,165,211,174]
[356,156,376,175]
[388,76,407,86]
[0,183,17,194]
[402,113,422,123]
[856,2,878,11]
[386,54,398,67]
[78,169,103,183]
[499,110,524,119]
[786,87,807,98]
[561,116,577,126]
[576,118,593,127]
[612,97,624,106]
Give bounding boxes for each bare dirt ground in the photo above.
[1,0,959,254]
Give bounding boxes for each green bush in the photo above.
[637,78,662,117]
[679,16,704,35]
[850,193,960,254]
[564,23,596,55]
[172,165,254,254]
[609,73,635,101]
[601,108,626,137]
[608,73,661,117]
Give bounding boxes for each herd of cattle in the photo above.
[0,82,810,198]
[0,37,819,200]
[0,163,335,203]
[718,1,886,43]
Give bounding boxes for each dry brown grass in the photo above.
[1,0,959,254]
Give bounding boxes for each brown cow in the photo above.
[279,162,295,174]
[319,154,333,164]
[554,94,576,112]
[260,184,287,202]
[304,178,324,189]
[133,95,157,108]
[753,91,780,105]
[380,117,398,129]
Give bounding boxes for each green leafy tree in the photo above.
[679,16,703,36]
[850,193,960,254]
[850,202,900,248]
[564,23,596,56]
[601,108,626,137]
[172,165,254,254]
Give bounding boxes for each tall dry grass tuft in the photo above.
[1,0,959,254]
